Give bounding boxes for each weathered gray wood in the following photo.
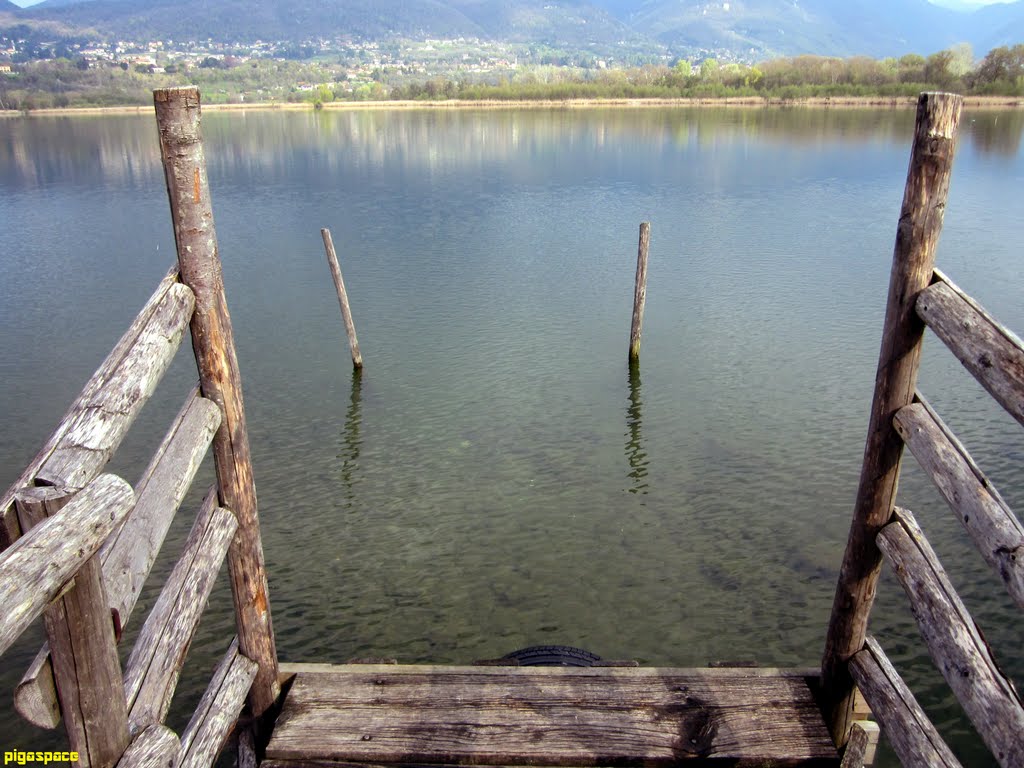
[124,502,237,733]
[154,85,279,717]
[179,638,259,768]
[917,273,1024,429]
[0,475,133,656]
[7,476,135,768]
[822,91,963,747]
[628,221,650,361]
[37,283,195,491]
[849,636,961,768]
[321,227,363,369]
[265,665,837,766]
[878,509,1024,767]
[840,721,880,768]
[117,724,181,768]
[15,391,221,730]
[0,266,180,551]
[894,399,1024,610]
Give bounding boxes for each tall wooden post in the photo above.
[153,87,279,716]
[821,92,962,747]
[629,222,650,361]
[321,228,363,368]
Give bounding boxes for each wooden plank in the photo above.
[321,228,363,369]
[0,266,180,552]
[894,399,1024,610]
[124,503,237,733]
[154,85,279,717]
[15,391,221,730]
[36,282,195,490]
[628,221,650,361]
[917,273,1024,429]
[849,636,961,768]
[265,665,837,766]
[839,721,880,768]
[877,509,1024,767]
[8,477,134,768]
[117,724,181,768]
[178,639,259,768]
[0,475,133,656]
[821,91,963,747]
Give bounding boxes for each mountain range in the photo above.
[3,0,1023,59]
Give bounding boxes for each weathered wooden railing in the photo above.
[0,86,277,768]
[822,92,1024,766]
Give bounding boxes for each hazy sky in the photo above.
[5,0,1021,5]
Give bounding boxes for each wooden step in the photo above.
[264,664,839,766]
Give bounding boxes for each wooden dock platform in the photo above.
[264,664,839,766]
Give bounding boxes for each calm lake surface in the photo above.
[1,105,1022,765]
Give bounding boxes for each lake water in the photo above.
[1,105,1022,765]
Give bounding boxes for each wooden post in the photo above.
[821,92,962,746]
[321,228,363,369]
[628,222,650,361]
[153,86,279,716]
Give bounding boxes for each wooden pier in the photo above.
[1,87,1022,768]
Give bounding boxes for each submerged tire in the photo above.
[501,645,602,667]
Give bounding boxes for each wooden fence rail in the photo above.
[916,272,1024,429]
[894,398,1024,610]
[877,508,1024,767]
[16,389,222,729]
[0,267,184,550]
[849,636,961,768]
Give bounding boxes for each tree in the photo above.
[700,58,719,81]
[673,59,692,79]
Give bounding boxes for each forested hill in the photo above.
[7,0,1024,59]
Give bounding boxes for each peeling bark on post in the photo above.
[153,86,279,716]
[821,92,962,747]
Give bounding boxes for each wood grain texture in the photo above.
[179,638,258,768]
[16,391,220,730]
[0,266,179,552]
[877,509,1024,767]
[321,228,363,369]
[265,665,837,766]
[124,503,237,734]
[0,475,133,656]
[894,399,1024,610]
[839,721,880,768]
[821,91,963,746]
[154,85,279,716]
[116,724,180,768]
[36,282,195,491]
[849,636,961,768]
[629,221,650,361]
[917,273,1024,429]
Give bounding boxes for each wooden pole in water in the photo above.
[321,228,363,369]
[821,92,962,748]
[153,86,279,717]
[629,222,650,361]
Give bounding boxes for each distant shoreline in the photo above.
[2,94,1022,117]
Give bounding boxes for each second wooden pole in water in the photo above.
[321,228,363,369]
[629,222,651,360]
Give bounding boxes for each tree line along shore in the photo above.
[1,43,1022,112]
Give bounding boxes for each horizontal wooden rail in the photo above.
[16,390,221,729]
[0,475,134,657]
[894,398,1024,610]
[124,498,237,734]
[0,267,181,550]
[916,271,1024,429]
[116,724,181,768]
[877,508,1024,767]
[179,638,258,768]
[849,635,961,768]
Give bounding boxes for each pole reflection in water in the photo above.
[625,359,649,495]
[339,367,363,503]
